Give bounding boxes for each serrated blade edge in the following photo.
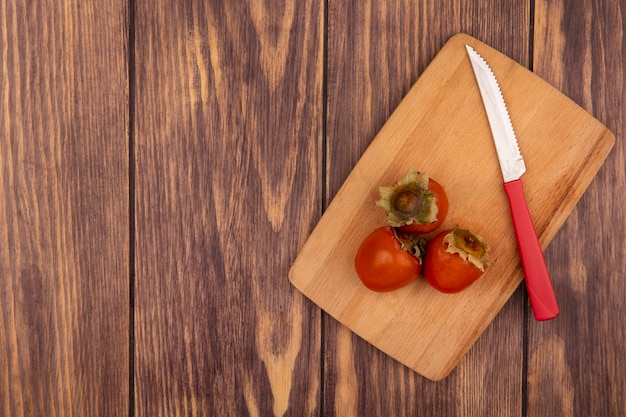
[465,45,526,182]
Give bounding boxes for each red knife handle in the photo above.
[503,179,559,321]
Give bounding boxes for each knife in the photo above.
[465,44,559,321]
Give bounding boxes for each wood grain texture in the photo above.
[0,1,129,416]
[323,1,531,414]
[133,0,323,415]
[530,0,626,416]
[292,32,613,379]
[1,0,623,415]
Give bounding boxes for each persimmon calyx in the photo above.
[393,228,427,261]
[376,169,438,227]
[443,228,491,271]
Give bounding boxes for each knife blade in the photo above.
[465,44,559,321]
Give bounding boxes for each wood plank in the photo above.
[530,1,626,415]
[133,0,323,415]
[324,0,530,414]
[0,1,129,416]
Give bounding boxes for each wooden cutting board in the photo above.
[289,33,615,381]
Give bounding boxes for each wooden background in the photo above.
[1,0,624,416]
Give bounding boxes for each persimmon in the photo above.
[376,169,449,234]
[423,228,491,293]
[354,226,425,292]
